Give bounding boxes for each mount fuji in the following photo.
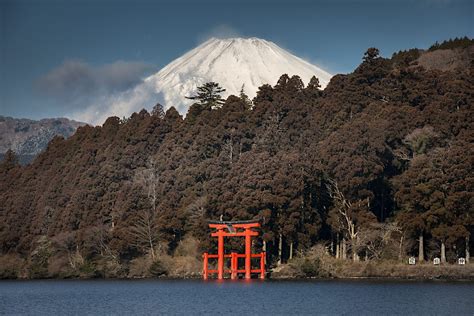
[74,37,332,125]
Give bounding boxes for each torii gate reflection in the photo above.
[202,220,265,280]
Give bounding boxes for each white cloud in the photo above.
[35,60,157,125]
[69,82,159,125]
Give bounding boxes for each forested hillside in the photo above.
[0,39,472,278]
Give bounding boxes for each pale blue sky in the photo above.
[1,0,473,120]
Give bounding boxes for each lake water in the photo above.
[0,279,473,315]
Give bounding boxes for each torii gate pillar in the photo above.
[217,230,224,280]
[245,229,252,279]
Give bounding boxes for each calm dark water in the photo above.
[0,279,473,315]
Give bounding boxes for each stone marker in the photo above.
[433,257,440,265]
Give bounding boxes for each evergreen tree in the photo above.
[186,82,226,109]
[363,47,380,63]
[151,103,165,119]
[274,74,290,90]
[307,76,321,90]
[239,84,252,109]
[305,76,322,97]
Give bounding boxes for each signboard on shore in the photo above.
[458,258,466,265]
[408,257,416,265]
[433,257,440,265]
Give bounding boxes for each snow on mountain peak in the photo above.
[150,36,332,113]
[73,37,332,125]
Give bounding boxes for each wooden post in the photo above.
[218,230,224,280]
[245,229,251,279]
[203,252,208,280]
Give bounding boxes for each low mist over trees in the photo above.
[0,39,473,278]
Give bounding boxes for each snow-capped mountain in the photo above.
[149,37,332,112]
[74,37,332,125]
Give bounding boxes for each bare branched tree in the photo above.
[403,125,439,157]
[130,209,160,260]
[91,226,118,261]
[134,158,160,214]
[222,137,234,164]
[52,232,83,270]
[327,179,373,262]
[132,157,162,260]
[357,222,406,260]
[327,180,358,261]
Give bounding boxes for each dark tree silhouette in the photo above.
[151,103,165,119]
[186,82,226,109]
[363,47,380,62]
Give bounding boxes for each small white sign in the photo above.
[433,257,440,265]
[408,257,416,265]
[458,258,466,265]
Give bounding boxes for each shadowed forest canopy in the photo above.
[0,39,473,274]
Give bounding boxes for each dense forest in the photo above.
[0,38,473,278]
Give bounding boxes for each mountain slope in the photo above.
[0,116,85,164]
[76,37,332,125]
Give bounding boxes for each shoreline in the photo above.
[2,250,473,281]
[2,268,473,282]
[2,276,474,282]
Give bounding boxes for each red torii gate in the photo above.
[202,220,265,280]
